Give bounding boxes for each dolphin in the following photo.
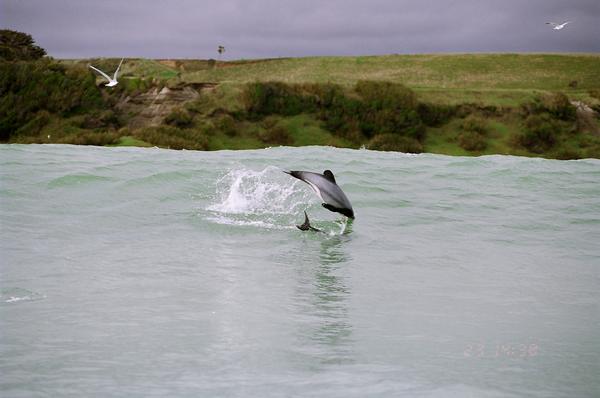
[284,169,355,219]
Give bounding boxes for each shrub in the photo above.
[165,107,193,128]
[241,81,425,143]
[79,110,119,129]
[259,125,292,146]
[355,80,417,110]
[526,92,576,121]
[457,131,487,151]
[14,110,51,135]
[583,145,600,159]
[417,103,456,126]
[461,115,488,135]
[320,81,424,140]
[215,114,237,136]
[242,82,317,117]
[554,148,582,160]
[368,134,423,153]
[0,59,103,140]
[260,116,278,129]
[57,131,120,146]
[542,92,576,121]
[132,125,208,150]
[515,114,559,153]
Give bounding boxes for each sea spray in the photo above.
[205,166,354,234]
[205,166,315,229]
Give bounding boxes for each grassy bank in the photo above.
[3,54,600,158]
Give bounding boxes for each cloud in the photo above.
[2,0,599,58]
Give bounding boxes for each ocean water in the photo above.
[1,144,599,397]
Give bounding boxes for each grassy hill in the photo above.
[64,53,600,103]
[5,54,600,158]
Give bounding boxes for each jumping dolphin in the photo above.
[284,170,355,219]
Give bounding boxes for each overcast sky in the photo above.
[1,0,599,59]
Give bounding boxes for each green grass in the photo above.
[277,115,355,147]
[112,136,153,147]
[207,130,264,151]
[181,53,600,89]
[63,54,600,107]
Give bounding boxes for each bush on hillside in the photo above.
[513,114,559,153]
[0,59,104,141]
[417,103,456,126]
[242,82,318,117]
[242,81,425,142]
[553,148,582,160]
[13,110,51,136]
[215,114,237,136]
[320,81,425,140]
[461,115,488,135]
[368,134,423,153]
[56,131,120,146]
[132,125,208,150]
[524,92,576,121]
[259,125,292,146]
[165,107,193,128]
[457,131,487,151]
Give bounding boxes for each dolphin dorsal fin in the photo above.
[323,170,336,184]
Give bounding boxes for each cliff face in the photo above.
[115,83,216,128]
[572,101,600,136]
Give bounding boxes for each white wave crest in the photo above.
[1,288,45,304]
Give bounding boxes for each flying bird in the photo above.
[546,21,571,30]
[88,58,124,87]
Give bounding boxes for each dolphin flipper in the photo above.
[322,203,354,219]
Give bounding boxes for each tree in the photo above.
[0,29,47,61]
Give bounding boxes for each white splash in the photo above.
[205,166,351,234]
[207,166,312,215]
[1,288,45,304]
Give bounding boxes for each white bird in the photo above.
[546,21,571,30]
[88,58,124,87]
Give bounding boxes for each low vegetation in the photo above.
[2,29,600,159]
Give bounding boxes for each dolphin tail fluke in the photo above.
[297,211,321,232]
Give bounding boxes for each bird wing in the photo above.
[113,58,124,80]
[88,64,112,82]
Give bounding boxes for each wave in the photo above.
[0,288,45,304]
[47,173,114,188]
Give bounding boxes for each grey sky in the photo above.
[1,0,599,59]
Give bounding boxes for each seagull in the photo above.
[88,58,124,87]
[546,21,571,30]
